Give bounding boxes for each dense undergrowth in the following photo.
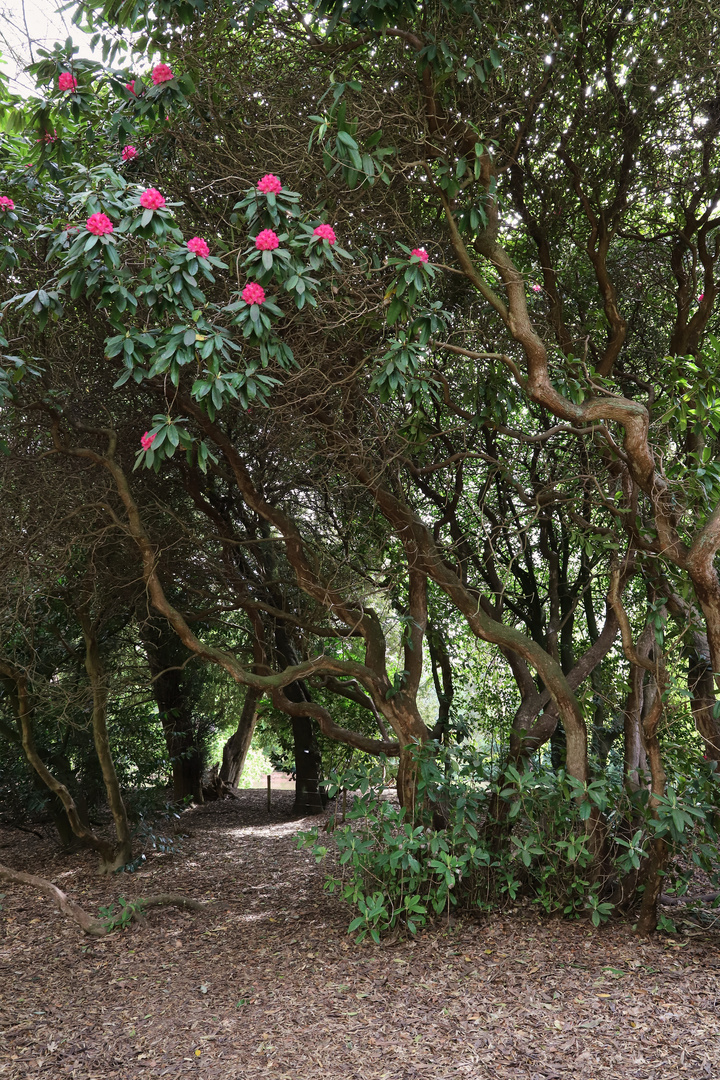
[301,743,720,942]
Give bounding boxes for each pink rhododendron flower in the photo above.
[531,283,542,293]
[0,196,15,211]
[314,223,336,245]
[257,174,282,194]
[242,282,266,305]
[699,293,704,302]
[139,188,166,210]
[187,237,210,258]
[121,145,138,162]
[410,247,428,262]
[86,212,114,236]
[141,431,156,451]
[151,63,174,85]
[58,72,78,92]
[255,229,279,251]
[126,80,136,94]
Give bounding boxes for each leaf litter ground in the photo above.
[1,792,719,1079]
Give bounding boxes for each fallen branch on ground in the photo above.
[0,862,205,936]
[660,891,720,907]
[0,822,44,839]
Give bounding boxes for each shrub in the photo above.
[299,743,720,941]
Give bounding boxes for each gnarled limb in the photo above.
[609,571,669,934]
[0,659,120,871]
[77,609,133,871]
[46,415,401,761]
[347,458,590,784]
[0,863,204,936]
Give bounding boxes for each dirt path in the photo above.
[1,793,719,1079]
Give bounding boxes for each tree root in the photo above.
[0,862,205,936]
[660,890,720,907]
[202,772,244,801]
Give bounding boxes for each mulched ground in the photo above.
[1,792,719,1080]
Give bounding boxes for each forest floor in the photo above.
[1,791,720,1080]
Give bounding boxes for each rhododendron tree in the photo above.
[2,0,720,940]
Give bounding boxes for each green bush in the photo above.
[299,743,720,941]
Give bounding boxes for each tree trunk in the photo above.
[623,625,653,792]
[636,665,668,935]
[636,836,668,936]
[78,612,133,872]
[220,687,261,786]
[550,720,566,772]
[396,744,420,818]
[688,645,720,761]
[688,570,720,738]
[4,661,125,873]
[141,619,204,803]
[272,626,324,814]
[291,713,324,814]
[661,585,720,761]
[382,698,430,814]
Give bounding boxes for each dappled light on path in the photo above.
[1,791,719,1078]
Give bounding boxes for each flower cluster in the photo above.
[133,171,342,445]
[140,188,166,210]
[314,224,336,245]
[126,80,136,94]
[151,64,174,85]
[58,72,77,92]
[0,196,15,212]
[531,283,542,293]
[242,282,265,305]
[187,237,210,258]
[699,293,705,303]
[121,145,138,162]
[86,212,114,236]
[257,174,282,194]
[411,247,428,262]
[255,228,279,251]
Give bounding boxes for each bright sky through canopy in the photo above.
[0,0,97,95]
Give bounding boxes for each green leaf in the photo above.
[336,130,359,151]
[387,298,404,325]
